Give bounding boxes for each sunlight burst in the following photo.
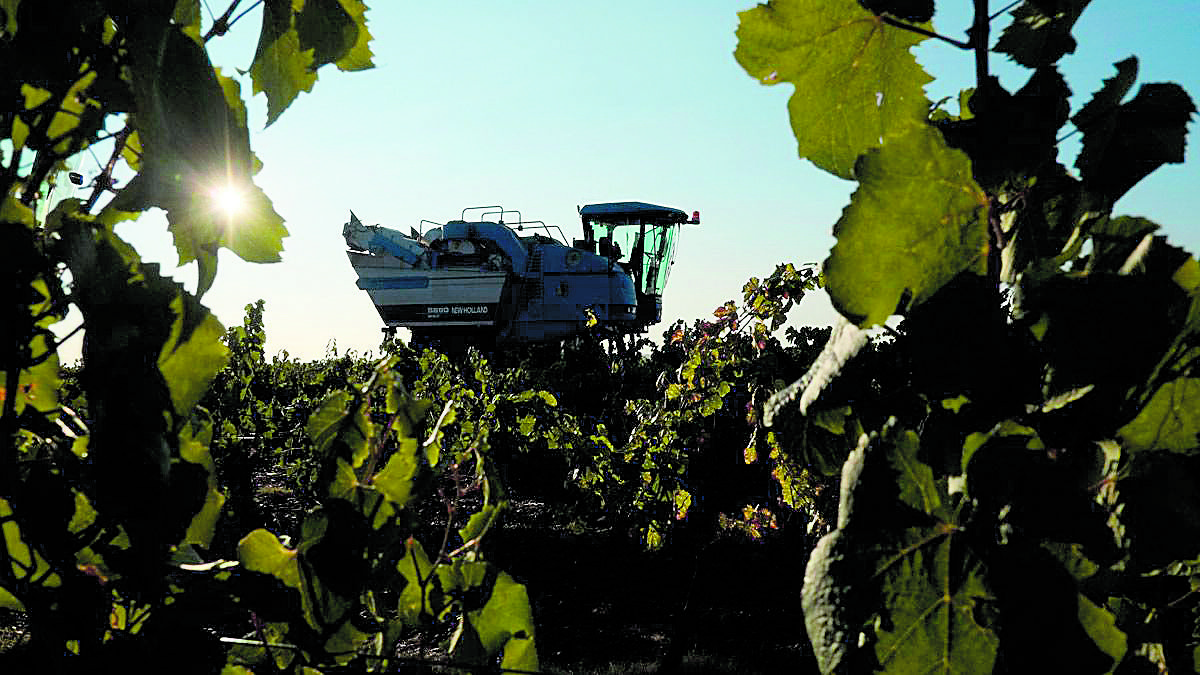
[210,183,245,218]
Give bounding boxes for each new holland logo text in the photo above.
[425,305,489,316]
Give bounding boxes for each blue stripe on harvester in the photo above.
[356,277,430,290]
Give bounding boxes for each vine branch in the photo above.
[989,0,1022,21]
[203,0,241,41]
[83,126,130,213]
[204,0,264,42]
[880,15,971,50]
[970,0,991,86]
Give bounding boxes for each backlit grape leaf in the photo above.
[0,498,63,589]
[0,274,61,417]
[252,0,317,126]
[0,0,19,36]
[322,619,372,665]
[252,0,373,125]
[112,23,286,288]
[159,294,229,416]
[0,586,23,612]
[178,417,225,548]
[333,0,374,71]
[173,0,201,39]
[857,0,933,23]
[823,125,989,327]
[735,0,933,179]
[396,538,435,623]
[467,572,539,671]
[121,130,144,171]
[1077,594,1126,669]
[306,391,369,468]
[1118,378,1200,453]
[238,528,301,589]
[994,0,1091,68]
[458,503,500,544]
[372,438,420,508]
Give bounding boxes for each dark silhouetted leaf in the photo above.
[995,0,1091,68]
[1075,82,1196,204]
[1072,57,1138,130]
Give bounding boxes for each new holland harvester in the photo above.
[344,202,699,344]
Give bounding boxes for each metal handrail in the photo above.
[512,220,568,245]
[461,205,505,221]
[481,208,521,225]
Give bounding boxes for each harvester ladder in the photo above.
[522,249,543,304]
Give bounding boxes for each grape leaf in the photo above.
[238,528,301,589]
[1072,57,1138,131]
[888,428,940,516]
[1077,594,1126,668]
[112,23,286,291]
[1075,82,1196,205]
[252,0,374,125]
[372,438,420,508]
[459,503,500,544]
[1086,215,1158,273]
[173,0,201,39]
[735,0,933,179]
[857,0,933,23]
[306,391,369,468]
[252,0,318,126]
[763,317,868,424]
[178,417,225,548]
[994,0,1091,68]
[1118,378,1200,453]
[396,538,435,623]
[823,125,989,327]
[804,425,997,673]
[0,0,19,36]
[0,273,61,417]
[803,522,998,673]
[467,572,539,671]
[871,525,997,673]
[296,0,358,69]
[159,294,229,416]
[1118,453,1200,569]
[333,0,375,72]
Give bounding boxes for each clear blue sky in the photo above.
[60,1,1200,362]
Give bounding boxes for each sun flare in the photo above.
[210,183,245,217]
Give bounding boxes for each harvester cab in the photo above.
[577,202,699,327]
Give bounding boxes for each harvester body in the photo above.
[344,202,696,343]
